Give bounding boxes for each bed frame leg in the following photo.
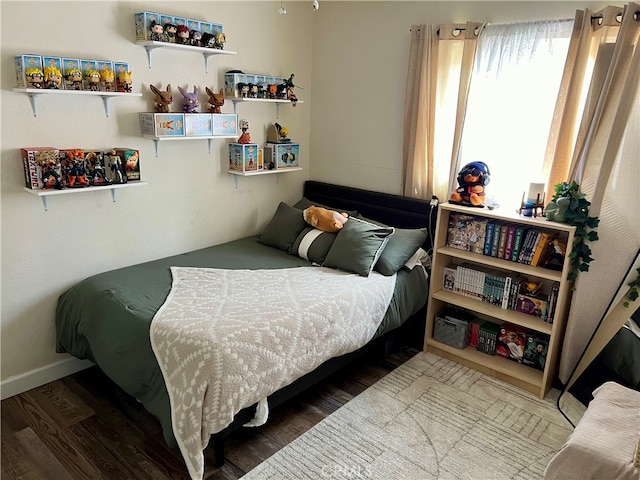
[212,435,225,468]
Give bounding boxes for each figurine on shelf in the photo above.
[163,23,177,42]
[26,67,44,89]
[37,150,63,190]
[238,82,250,98]
[284,73,300,106]
[65,150,89,188]
[117,71,133,93]
[267,122,291,143]
[150,21,164,41]
[206,87,225,113]
[190,30,202,47]
[177,25,190,44]
[86,70,100,91]
[100,69,115,92]
[237,118,252,144]
[43,66,62,89]
[85,152,111,186]
[268,84,278,99]
[178,85,199,113]
[150,84,173,113]
[214,32,226,50]
[107,150,125,184]
[66,68,83,90]
[201,32,216,48]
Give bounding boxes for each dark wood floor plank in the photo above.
[1,347,418,480]
[3,395,107,479]
[14,427,74,480]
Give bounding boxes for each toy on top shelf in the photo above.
[214,32,226,49]
[190,30,202,47]
[237,119,252,144]
[117,71,133,93]
[178,85,199,113]
[164,23,178,43]
[150,84,173,113]
[43,66,62,89]
[267,122,291,143]
[177,25,190,45]
[85,152,111,186]
[86,70,101,92]
[150,21,164,41]
[206,87,225,113]
[66,68,83,90]
[201,32,216,48]
[100,69,115,92]
[281,73,300,106]
[26,68,44,89]
[450,161,491,207]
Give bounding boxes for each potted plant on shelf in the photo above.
[545,181,599,283]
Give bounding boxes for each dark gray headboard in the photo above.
[303,181,438,251]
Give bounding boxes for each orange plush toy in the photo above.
[303,205,349,233]
[450,161,491,207]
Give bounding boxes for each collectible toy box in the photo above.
[224,73,246,98]
[135,12,161,41]
[61,58,82,90]
[21,147,59,189]
[264,143,300,169]
[42,56,63,89]
[80,59,99,91]
[114,148,141,181]
[185,114,213,136]
[228,143,259,172]
[212,114,237,135]
[15,55,43,89]
[139,113,185,137]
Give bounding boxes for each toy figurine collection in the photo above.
[225,71,300,104]
[21,147,141,191]
[135,12,225,49]
[14,55,133,93]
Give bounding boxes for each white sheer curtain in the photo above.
[458,20,574,209]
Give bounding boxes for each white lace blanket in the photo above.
[150,266,396,480]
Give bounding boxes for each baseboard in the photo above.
[1,357,95,400]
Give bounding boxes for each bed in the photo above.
[55,181,437,479]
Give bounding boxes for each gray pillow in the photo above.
[259,202,307,253]
[323,217,395,276]
[291,227,337,264]
[357,215,428,275]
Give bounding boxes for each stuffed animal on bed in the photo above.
[303,205,348,233]
[450,161,491,207]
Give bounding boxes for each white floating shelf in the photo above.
[228,167,302,188]
[24,182,148,211]
[136,40,237,72]
[13,88,142,117]
[229,97,303,118]
[142,134,238,156]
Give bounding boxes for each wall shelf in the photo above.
[24,182,148,211]
[229,97,303,118]
[13,88,142,117]
[142,135,238,156]
[136,40,237,72]
[228,167,302,188]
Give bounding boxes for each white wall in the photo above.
[1,1,313,394]
[0,1,614,396]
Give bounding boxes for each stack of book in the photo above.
[445,213,563,267]
[441,264,560,323]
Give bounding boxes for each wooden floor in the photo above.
[1,347,419,480]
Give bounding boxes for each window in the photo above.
[458,20,574,209]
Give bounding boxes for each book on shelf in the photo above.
[511,226,529,262]
[545,283,560,323]
[516,292,549,320]
[483,221,496,256]
[477,322,500,355]
[496,323,528,363]
[496,223,509,259]
[490,222,502,257]
[518,229,537,264]
[530,231,559,267]
[503,225,517,261]
[522,332,550,371]
[445,214,487,254]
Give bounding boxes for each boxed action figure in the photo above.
[113,148,141,181]
[61,58,82,90]
[15,54,43,89]
[80,59,99,91]
[212,114,237,135]
[139,113,185,137]
[134,12,161,41]
[225,72,246,98]
[21,147,59,189]
[228,143,259,172]
[185,113,213,136]
[264,142,299,169]
[42,56,63,89]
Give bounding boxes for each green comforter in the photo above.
[56,236,428,447]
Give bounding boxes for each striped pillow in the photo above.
[291,227,337,264]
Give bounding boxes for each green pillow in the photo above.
[293,197,358,218]
[323,218,395,276]
[357,215,428,275]
[259,202,307,253]
[291,227,337,264]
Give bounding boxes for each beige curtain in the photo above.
[544,3,640,383]
[403,23,483,201]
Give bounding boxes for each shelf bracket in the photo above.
[153,140,160,157]
[207,139,213,154]
[143,46,158,68]
[111,189,117,203]
[26,92,40,117]
[41,196,49,211]
[233,175,239,189]
[101,97,112,117]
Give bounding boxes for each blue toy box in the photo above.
[228,143,259,172]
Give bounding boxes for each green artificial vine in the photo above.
[626,268,640,308]
[548,181,600,283]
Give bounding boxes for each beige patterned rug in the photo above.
[241,352,573,480]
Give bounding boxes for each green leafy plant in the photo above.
[625,268,640,308]
[549,181,599,283]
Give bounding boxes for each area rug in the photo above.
[241,352,573,480]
